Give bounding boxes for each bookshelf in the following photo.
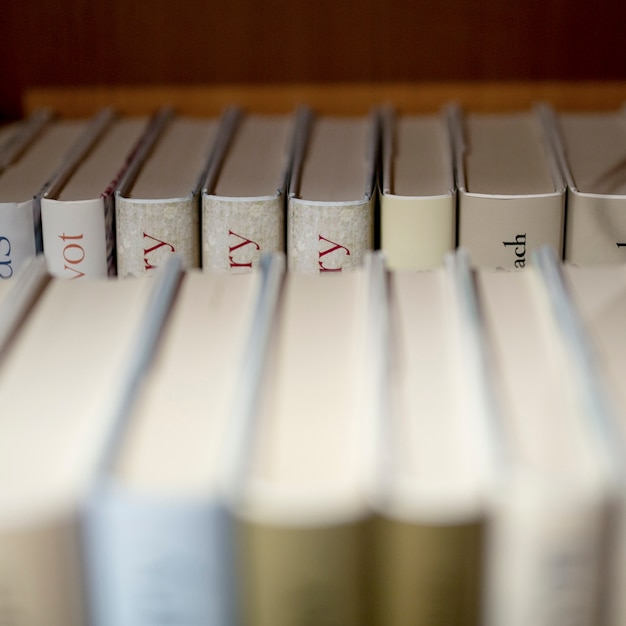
[21,81,626,117]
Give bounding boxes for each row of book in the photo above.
[0,102,625,280]
[2,248,626,626]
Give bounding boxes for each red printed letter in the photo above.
[143,233,175,270]
[318,235,350,272]
[229,230,260,269]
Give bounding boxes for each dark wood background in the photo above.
[2,0,625,120]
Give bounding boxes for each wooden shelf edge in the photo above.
[23,81,626,116]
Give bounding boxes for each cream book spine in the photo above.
[380,107,456,269]
[287,111,379,273]
[0,256,182,626]
[451,105,566,269]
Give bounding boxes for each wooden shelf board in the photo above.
[23,81,626,116]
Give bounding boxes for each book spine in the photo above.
[380,194,455,270]
[115,196,200,277]
[0,513,86,626]
[201,195,284,272]
[565,192,626,264]
[237,517,373,626]
[486,491,607,626]
[0,200,38,279]
[458,192,565,269]
[84,492,235,626]
[374,516,484,626]
[41,197,109,278]
[287,198,374,273]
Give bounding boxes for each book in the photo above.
[287,110,379,273]
[232,253,385,626]
[371,251,497,626]
[451,105,566,269]
[0,256,182,626]
[202,108,301,272]
[544,105,626,264]
[41,109,150,278]
[379,107,456,269]
[0,113,86,279]
[0,109,54,174]
[115,109,220,277]
[0,255,50,359]
[475,250,612,626]
[553,257,626,626]
[0,122,21,165]
[83,253,285,626]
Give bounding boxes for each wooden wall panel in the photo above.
[1,0,625,119]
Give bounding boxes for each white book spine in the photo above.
[116,196,200,277]
[482,246,613,626]
[534,247,625,625]
[41,197,110,278]
[202,195,284,272]
[0,200,37,279]
[487,486,607,626]
[84,490,235,626]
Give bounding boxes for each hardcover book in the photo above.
[41,110,150,278]
[202,108,302,272]
[451,106,566,269]
[380,107,456,269]
[115,109,219,276]
[0,257,182,626]
[232,253,385,626]
[371,251,497,626]
[0,113,86,278]
[287,111,379,273]
[545,106,626,264]
[84,254,285,626]
[476,250,611,626]
[557,258,626,626]
[0,109,53,174]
